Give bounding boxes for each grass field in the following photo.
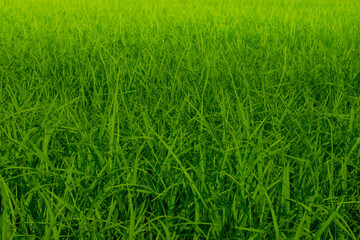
[1,0,360,239]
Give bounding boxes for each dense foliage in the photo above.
[1,0,359,239]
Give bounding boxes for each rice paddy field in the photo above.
[1,0,360,239]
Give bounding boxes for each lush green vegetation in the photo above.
[1,0,360,239]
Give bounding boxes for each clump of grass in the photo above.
[1,0,360,239]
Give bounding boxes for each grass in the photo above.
[0,0,360,239]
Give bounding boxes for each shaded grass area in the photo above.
[1,0,360,239]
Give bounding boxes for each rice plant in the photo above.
[1,0,360,239]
